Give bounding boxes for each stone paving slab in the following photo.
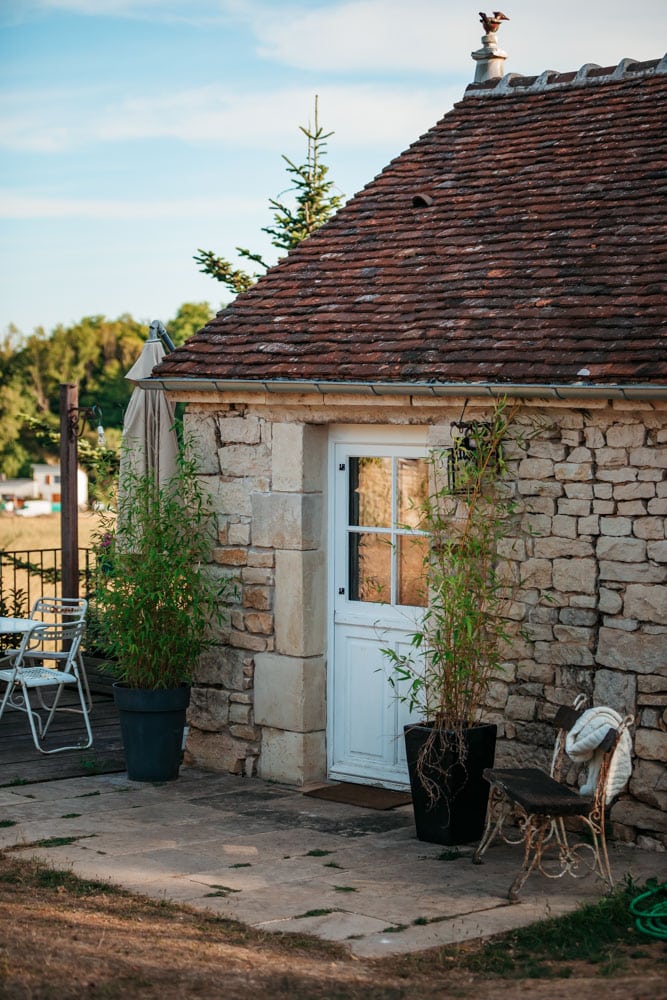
[2,766,666,958]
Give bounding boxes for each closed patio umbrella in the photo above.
[119,320,178,487]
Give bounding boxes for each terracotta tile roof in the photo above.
[156,59,667,388]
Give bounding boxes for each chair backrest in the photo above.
[30,597,88,626]
[17,620,86,672]
[549,695,588,781]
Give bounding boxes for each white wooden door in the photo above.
[329,428,428,788]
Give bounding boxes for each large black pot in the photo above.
[404,721,497,845]
[113,683,190,782]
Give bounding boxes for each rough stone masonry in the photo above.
[180,394,667,850]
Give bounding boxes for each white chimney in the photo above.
[472,12,509,83]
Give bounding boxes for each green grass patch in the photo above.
[333,885,357,893]
[60,813,81,819]
[0,820,17,828]
[294,908,339,919]
[432,879,664,980]
[304,849,334,857]
[0,857,119,897]
[229,863,252,869]
[35,836,83,848]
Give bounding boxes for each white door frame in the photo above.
[327,424,427,788]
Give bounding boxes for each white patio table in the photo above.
[0,617,44,636]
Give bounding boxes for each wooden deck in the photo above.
[0,662,125,786]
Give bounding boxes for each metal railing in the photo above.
[0,547,95,618]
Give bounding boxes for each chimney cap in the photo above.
[472,11,510,83]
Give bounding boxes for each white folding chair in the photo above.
[27,597,91,713]
[0,620,93,754]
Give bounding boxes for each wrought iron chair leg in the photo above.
[508,815,548,902]
[598,820,613,888]
[582,814,613,889]
[473,786,510,864]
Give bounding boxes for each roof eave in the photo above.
[141,377,667,401]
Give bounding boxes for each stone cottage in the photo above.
[150,43,667,847]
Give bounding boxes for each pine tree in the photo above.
[194,96,343,295]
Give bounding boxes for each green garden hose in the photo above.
[629,881,667,940]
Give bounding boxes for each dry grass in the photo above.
[0,852,664,1000]
[0,511,98,552]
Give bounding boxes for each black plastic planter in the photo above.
[404,721,497,845]
[113,684,190,782]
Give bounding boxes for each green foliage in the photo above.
[191,252,257,296]
[92,450,235,690]
[0,303,213,479]
[0,588,28,620]
[385,398,523,736]
[166,301,215,347]
[195,96,343,295]
[0,589,28,652]
[20,414,120,507]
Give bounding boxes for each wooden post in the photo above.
[60,383,79,599]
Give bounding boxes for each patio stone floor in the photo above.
[1,767,664,958]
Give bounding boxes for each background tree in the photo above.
[0,302,212,482]
[194,97,343,296]
[166,301,215,347]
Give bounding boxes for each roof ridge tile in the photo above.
[466,54,664,97]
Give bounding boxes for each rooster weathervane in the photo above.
[479,11,509,34]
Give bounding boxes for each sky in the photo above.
[1,0,663,337]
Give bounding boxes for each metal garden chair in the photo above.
[472,697,634,901]
[0,619,93,754]
[23,597,91,713]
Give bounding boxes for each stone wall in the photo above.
[469,402,667,850]
[180,395,666,848]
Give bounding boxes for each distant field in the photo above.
[0,511,98,552]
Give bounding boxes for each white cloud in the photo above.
[100,83,454,148]
[0,191,262,220]
[0,82,455,154]
[252,1,472,74]
[249,0,665,76]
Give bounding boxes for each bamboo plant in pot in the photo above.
[92,453,233,782]
[385,398,524,845]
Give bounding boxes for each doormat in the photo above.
[304,782,412,811]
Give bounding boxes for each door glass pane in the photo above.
[397,534,428,607]
[349,457,392,527]
[349,532,392,603]
[397,458,429,529]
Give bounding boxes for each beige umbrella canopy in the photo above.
[119,321,178,487]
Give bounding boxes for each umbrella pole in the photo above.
[60,382,80,600]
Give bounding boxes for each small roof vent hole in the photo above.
[412,193,434,208]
